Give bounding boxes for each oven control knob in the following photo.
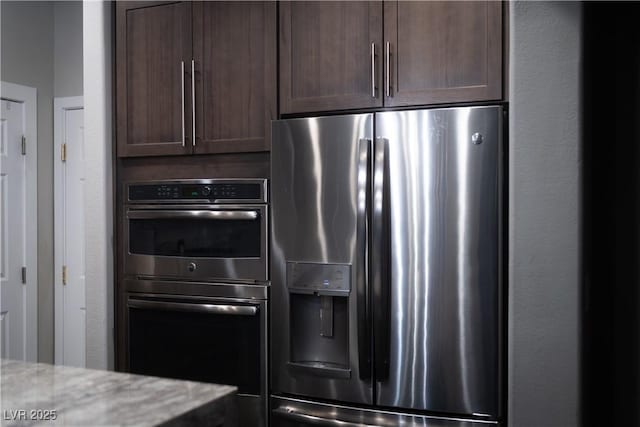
[188,262,197,272]
[201,186,211,197]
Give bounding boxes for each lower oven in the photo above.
[124,278,268,427]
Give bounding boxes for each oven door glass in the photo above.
[128,297,261,395]
[128,210,261,258]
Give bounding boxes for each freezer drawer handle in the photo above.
[273,407,377,427]
[128,299,258,316]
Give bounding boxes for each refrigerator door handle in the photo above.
[373,137,391,381]
[356,138,372,381]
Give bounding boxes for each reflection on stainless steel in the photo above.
[272,396,498,427]
[127,210,259,220]
[271,114,374,404]
[271,107,502,423]
[308,117,328,261]
[376,108,500,415]
[127,299,258,316]
[457,109,472,409]
[287,361,351,379]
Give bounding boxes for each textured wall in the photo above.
[54,1,83,97]
[509,2,581,426]
[83,0,113,370]
[0,1,55,363]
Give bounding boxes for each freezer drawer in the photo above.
[271,396,499,427]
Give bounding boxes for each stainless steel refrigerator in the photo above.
[270,106,503,426]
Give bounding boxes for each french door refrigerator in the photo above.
[270,106,503,426]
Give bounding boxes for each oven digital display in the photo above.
[182,186,201,198]
[128,182,263,202]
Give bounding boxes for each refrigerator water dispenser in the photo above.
[286,262,351,378]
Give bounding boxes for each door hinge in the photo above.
[61,143,67,162]
[21,266,26,284]
[62,265,67,286]
[21,136,26,155]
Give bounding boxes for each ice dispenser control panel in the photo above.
[286,262,351,296]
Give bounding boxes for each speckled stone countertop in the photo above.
[0,359,237,426]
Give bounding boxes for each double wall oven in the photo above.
[122,179,268,427]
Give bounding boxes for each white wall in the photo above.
[509,2,581,426]
[0,0,83,364]
[54,1,83,97]
[0,0,55,363]
[83,0,113,370]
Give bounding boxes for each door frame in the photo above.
[0,81,38,361]
[53,96,84,364]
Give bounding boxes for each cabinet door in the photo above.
[384,1,502,107]
[193,2,276,154]
[116,2,192,157]
[280,1,383,114]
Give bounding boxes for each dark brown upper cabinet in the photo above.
[116,1,276,158]
[384,1,502,107]
[279,1,384,114]
[116,2,193,157]
[279,1,503,115]
[193,2,276,154]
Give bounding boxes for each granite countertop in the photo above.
[0,359,237,427]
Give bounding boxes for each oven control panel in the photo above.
[127,180,267,203]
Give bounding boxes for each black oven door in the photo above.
[127,293,267,426]
[125,205,268,282]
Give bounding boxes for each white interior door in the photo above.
[0,82,38,362]
[0,99,28,360]
[54,97,85,367]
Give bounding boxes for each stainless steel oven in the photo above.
[124,278,268,427]
[124,179,268,283]
[122,178,270,426]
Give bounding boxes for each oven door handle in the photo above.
[127,210,259,220]
[128,299,258,316]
